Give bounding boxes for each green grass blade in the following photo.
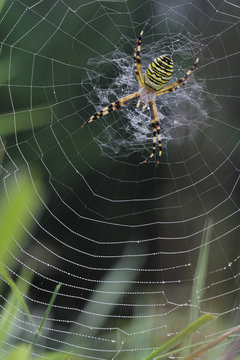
[32,283,62,347]
[0,173,43,348]
[0,264,31,320]
[152,328,240,360]
[0,0,6,14]
[182,325,240,360]
[189,218,212,325]
[179,218,213,358]
[0,267,33,350]
[149,339,212,359]
[0,173,42,267]
[143,314,216,360]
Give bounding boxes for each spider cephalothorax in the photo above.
[82,17,201,166]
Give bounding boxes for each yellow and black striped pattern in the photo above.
[144,55,174,91]
[81,92,139,128]
[134,16,152,87]
[156,50,200,95]
[140,100,162,165]
[82,17,201,166]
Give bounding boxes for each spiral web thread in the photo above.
[0,0,239,359]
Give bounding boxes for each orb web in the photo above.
[85,34,219,161]
[0,0,239,359]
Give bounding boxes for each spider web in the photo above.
[0,0,239,359]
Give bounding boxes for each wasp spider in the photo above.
[82,17,201,166]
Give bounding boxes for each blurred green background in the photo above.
[0,0,239,359]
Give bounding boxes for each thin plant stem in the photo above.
[143,314,215,360]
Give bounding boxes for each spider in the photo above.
[82,17,201,166]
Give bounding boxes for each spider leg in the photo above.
[82,92,139,128]
[156,46,201,96]
[134,16,153,88]
[155,76,190,96]
[140,100,162,166]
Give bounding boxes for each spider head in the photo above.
[144,54,174,91]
